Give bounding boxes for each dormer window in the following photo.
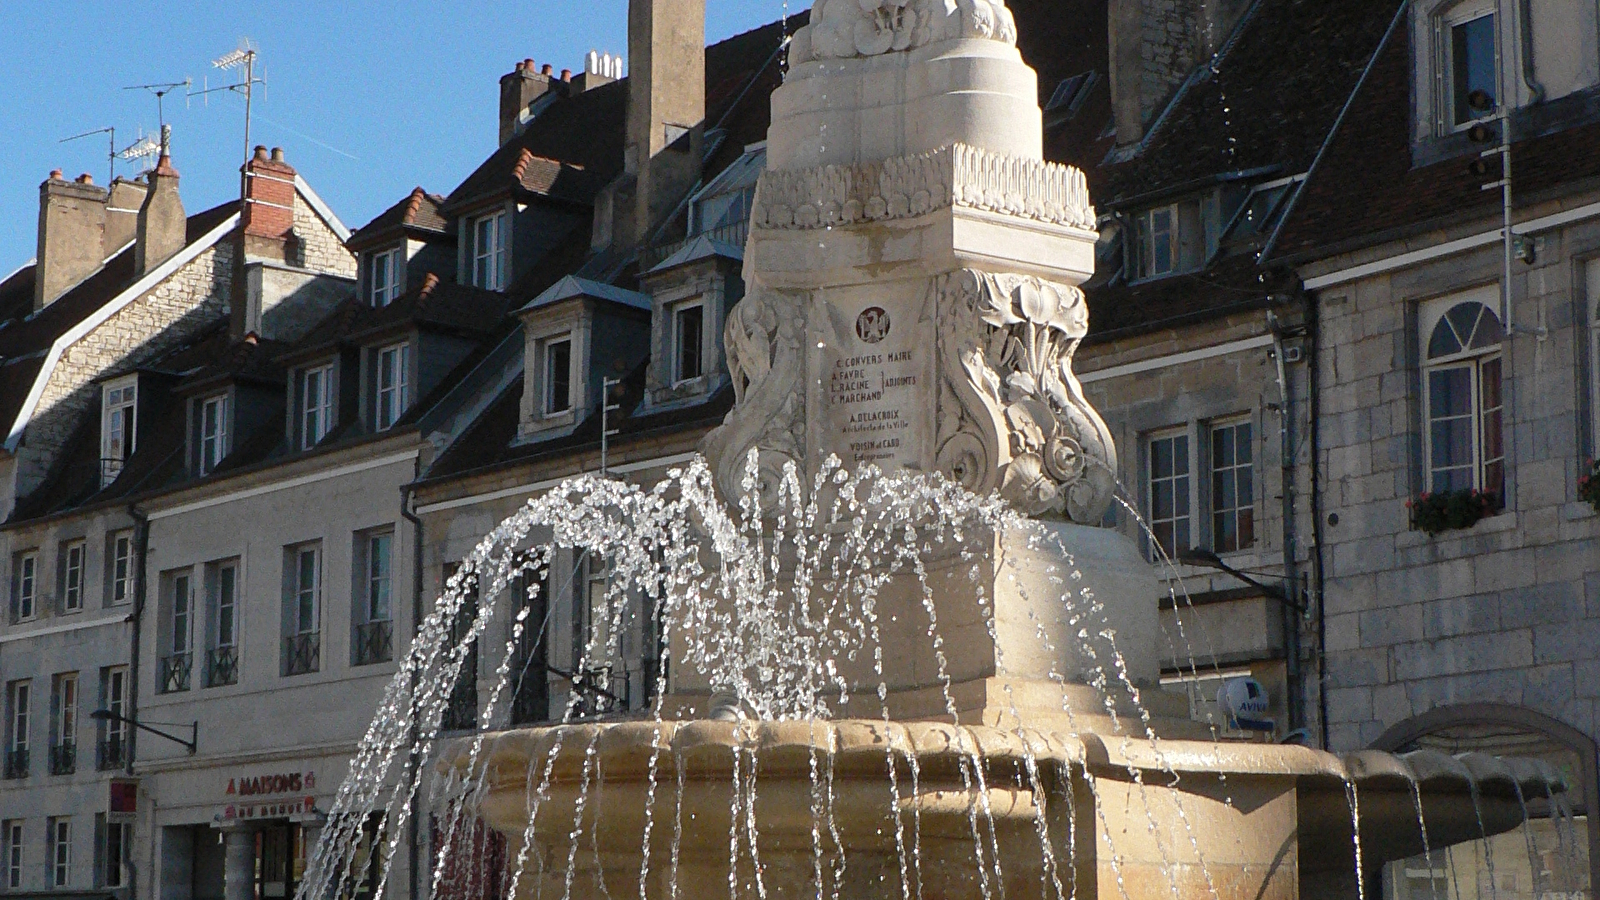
[470,210,509,291]
[1445,5,1497,128]
[301,363,335,449]
[541,336,573,417]
[370,247,402,307]
[375,343,411,430]
[672,301,704,384]
[1129,195,1219,281]
[101,376,137,487]
[197,394,231,476]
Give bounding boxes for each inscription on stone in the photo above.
[824,303,923,468]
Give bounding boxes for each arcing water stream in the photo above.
[297,453,1583,900]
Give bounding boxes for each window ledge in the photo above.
[1394,507,1516,547]
[1562,501,1599,521]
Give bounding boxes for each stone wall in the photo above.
[293,192,356,278]
[1308,211,1600,751]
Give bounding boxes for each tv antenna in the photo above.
[122,79,192,133]
[58,126,117,185]
[191,39,264,176]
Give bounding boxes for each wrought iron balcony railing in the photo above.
[48,741,75,776]
[97,736,126,771]
[2,747,28,779]
[284,632,320,676]
[207,646,239,687]
[159,652,192,694]
[354,620,394,666]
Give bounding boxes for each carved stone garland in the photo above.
[792,0,1018,64]
[701,287,807,509]
[935,270,1117,523]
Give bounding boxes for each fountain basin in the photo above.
[441,720,1565,900]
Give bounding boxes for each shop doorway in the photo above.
[255,823,305,900]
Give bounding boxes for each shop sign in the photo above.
[220,797,317,822]
[226,770,317,797]
[108,779,138,824]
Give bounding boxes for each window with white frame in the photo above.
[541,336,573,417]
[362,532,392,625]
[157,572,193,695]
[673,301,705,384]
[212,563,238,651]
[51,673,75,755]
[2,820,19,888]
[171,573,192,658]
[6,681,28,758]
[101,377,136,487]
[291,545,320,636]
[1209,420,1255,553]
[12,551,36,622]
[1147,430,1192,560]
[1439,3,1498,130]
[471,209,510,290]
[198,394,230,475]
[1422,293,1505,497]
[99,667,127,765]
[48,818,68,887]
[1130,196,1219,280]
[99,815,128,888]
[369,246,402,306]
[60,541,85,613]
[108,532,132,607]
[375,343,411,431]
[302,363,335,449]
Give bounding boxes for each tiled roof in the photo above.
[347,187,449,249]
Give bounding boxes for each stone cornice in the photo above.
[751,144,1096,233]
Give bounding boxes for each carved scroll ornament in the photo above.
[791,0,1017,64]
[701,287,807,507]
[935,270,1117,523]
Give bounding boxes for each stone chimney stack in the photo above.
[34,170,109,311]
[623,0,705,249]
[500,59,562,146]
[104,177,149,253]
[135,131,185,276]
[1108,0,1251,145]
[574,51,623,92]
[240,145,298,264]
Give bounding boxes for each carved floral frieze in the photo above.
[752,144,1096,233]
[935,270,1117,522]
[792,0,1018,63]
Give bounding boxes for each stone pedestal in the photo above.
[220,825,255,900]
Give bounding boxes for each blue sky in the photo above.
[0,1,799,269]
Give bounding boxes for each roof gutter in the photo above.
[1258,0,1410,264]
[4,212,242,453]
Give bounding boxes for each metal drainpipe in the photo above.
[1517,0,1546,104]
[1302,287,1331,750]
[399,473,425,900]
[126,504,150,776]
[1268,313,1304,733]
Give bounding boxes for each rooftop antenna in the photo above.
[192,38,263,188]
[121,79,192,135]
[117,130,163,172]
[59,126,117,185]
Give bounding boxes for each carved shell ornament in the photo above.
[794,0,1018,64]
[936,271,1118,524]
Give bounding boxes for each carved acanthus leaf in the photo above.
[792,0,1017,64]
[934,270,1117,523]
[752,144,1095,233]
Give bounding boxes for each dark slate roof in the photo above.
[1096,0,1401,205]
[287,275,514,363]
[0,200,239,438]
[347,187,450,249]
[1269,14,1600,262]
[443,81,628,213]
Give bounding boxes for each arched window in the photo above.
[1422,293,1505,497]
[1375,704,1598,899]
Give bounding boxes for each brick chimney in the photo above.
[104,177,149,253]
[500,59,563,146]
[240,146,298,264]
[135,135,185,276]
[34,170,109,310]
[622,0,705,249]
[1108,0,1251,145]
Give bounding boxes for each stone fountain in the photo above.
[419,4,1571,900]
